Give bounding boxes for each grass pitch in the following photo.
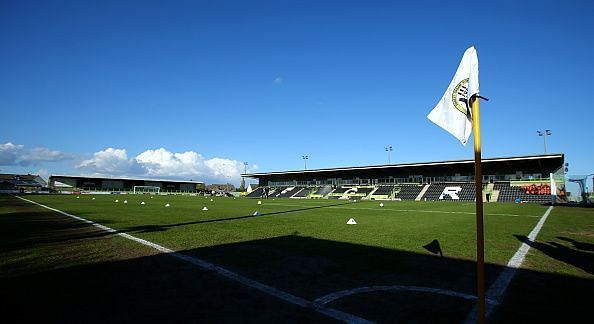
[1,194,593,323]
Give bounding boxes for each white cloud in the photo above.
[79,147,246,184]
[0,142,70,166]
[0,142,22,165]
[135,148,203,177]
[135,148,244,182]
[273,77,283,84]
[2,142,250,185]
[22,147,69,162]
[78,148,134,174]
[204,157,242,178]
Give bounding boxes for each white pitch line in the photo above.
[15,196,373,324]
[314,285,499,306]
[463,205,554,323]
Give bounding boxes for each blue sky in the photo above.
[1,0,593,185]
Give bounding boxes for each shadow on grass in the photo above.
[2,195,593,323]
[557,236,594,252]
[3,231,593,323]
[422,239,443,257]
[0,210,115,253]
[514,235,594,274]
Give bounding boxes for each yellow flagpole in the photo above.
[471,95,486,324]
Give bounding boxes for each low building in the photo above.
[0,174,47,193]
[48,175,204,193]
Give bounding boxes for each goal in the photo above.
[133,186,161,194]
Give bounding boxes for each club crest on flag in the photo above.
[427,46,479,145]
[452,78,470,115]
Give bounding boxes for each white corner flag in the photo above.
[427,46,479,145]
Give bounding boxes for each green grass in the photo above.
[0,195,160,278]
[0,195,332,323]
[20,194,549,265]
[519,205,594,277]
[2,194,593,323]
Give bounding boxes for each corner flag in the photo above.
[427,47,479,145]
[428,46,487,324]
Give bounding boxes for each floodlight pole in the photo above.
[385,146,393,164]
[302,155,309,170]
[243,162,248,174]
[537,129,551,153]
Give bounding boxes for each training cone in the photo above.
[380,203,384,207]
[347,218,357,225]
[210,199,213,202]
[76,196,80,199]
[115,199,119,203]
[140,202,145,205]
[202,206,208,211]
[150,196,153,199]
[123,200,128,204]
[92,197,96,200]
[253,211,260,216]
[257,201,262,205]
[165,203,170,207]
[353,199,357,202]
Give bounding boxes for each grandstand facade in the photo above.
[0,173,47,193]
[242,154,565,203]
[49,175,203,193]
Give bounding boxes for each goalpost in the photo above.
[133,186,161,195]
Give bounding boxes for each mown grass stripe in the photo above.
[268,202,541,218]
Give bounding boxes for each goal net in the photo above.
[133,186,161,194]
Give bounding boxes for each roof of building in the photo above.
[0,173,41,181]
[49,174,204,184]
[242,153,564,177]
[0,174,46,186]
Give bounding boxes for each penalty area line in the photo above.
[15,195,373,324]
